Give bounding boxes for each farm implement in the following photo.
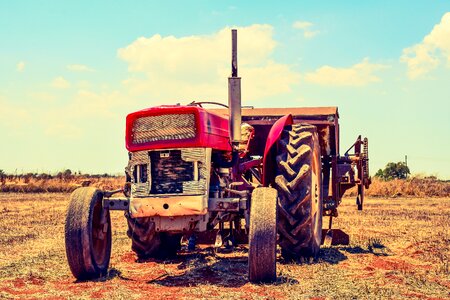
[65,29,370,282]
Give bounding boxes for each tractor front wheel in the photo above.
[65,187,112,280]
[248,187,277,283]
[274,123,323,259]
[126,215,182,259]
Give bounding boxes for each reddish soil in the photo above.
[1,194,449,299]
[370,256,431,272]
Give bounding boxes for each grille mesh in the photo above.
[132,114,196,144]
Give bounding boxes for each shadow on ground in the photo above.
[87,241,390,286]
[73,268,129,283]
[339,242,391,257]
[139,245,373,287]
[150,248,249,287]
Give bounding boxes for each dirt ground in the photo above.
[0,193,448,299]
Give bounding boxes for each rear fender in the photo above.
[262,114,293,186]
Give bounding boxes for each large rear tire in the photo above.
[65,187,112,280]
[126,215,181,259]
[274,123,323,259]
[248,187,277,283]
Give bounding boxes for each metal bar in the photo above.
[244,119,335,126]
[193,161,199,181]
[239,158,262,173]
[335,117,340,155]
[208,197,241,211]
[103,198,130,211]
[136,165,141,183]
[332,156,338,204]
[232,29,238,77]
[228,29,241,146]
[322,158,330,200]
[354,135,362,157]
[228,77,242,144]
[209,106,338,117]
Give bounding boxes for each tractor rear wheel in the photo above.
[126,215,181,259]
[65,187,112,280]
[274,123,323,259]
[248,187,277,283]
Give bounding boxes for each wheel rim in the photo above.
[311,135,322,247]
[92,200,109,267]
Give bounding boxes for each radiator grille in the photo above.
[132,114,196,144]
[150,150,193,194]
[127,148,209,197]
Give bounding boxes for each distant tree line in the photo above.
[375,162,410,181]
[0,169,118,183]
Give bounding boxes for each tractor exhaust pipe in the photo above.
[228,29,241,150]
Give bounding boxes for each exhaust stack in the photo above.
[228,29,241,149]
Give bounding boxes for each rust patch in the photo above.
[318,126,331,155]
[130,195,207,217]
[210,106,338,118]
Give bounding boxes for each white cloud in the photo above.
[292,21,319,38]
[118,25,299,104]
[401,12,450,79]
[304,31,319,39]
[46,89,127,121]
[305,58,389,86]
[51,76,71,89]
[67,64,95,72]
[30,92,55,103]
[0,96,31,131]
[293,21,313,30]
[42,89,128,139]
[44,123,82,139]
[16,61,25,72]
[70,90,125,118]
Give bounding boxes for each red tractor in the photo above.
[65,30,370,283]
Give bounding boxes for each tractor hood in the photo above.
[125,105,231,152]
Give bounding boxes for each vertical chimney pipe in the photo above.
[228,29,241,147]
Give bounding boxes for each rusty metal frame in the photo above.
[323,134,370,215]
[129,195,208,218]
[103,198,129,211]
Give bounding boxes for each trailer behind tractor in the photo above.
[65,29,370,283]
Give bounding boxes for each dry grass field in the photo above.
[0,193,449,299]
[0,176,123,193]
[1,176,449,198]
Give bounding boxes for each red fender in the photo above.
[262,114,293,186]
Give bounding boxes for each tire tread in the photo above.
[274,124,322,258]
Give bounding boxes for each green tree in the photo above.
[375,168,384,178]
[375,162,410,180]
[63,169,72,178]
[57,169,73,180]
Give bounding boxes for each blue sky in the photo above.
[1,1,449,179]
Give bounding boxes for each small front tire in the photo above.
[248,187,277,283]
[65,187,112,280]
